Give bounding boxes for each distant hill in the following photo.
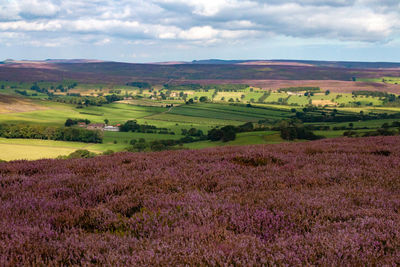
[191,59,400,69]
[0,59,400,86]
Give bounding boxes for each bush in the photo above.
[66,150,96,159]
[102,150,114,155]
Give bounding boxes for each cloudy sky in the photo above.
[0,0,399,62]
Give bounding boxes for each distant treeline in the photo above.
[278,87,321,93]
[294,106,400,123]
[126,82,152,89]
[49,94,123,107]
[163,83,249,91]
[120,120,175,135]
[0,124,103,143]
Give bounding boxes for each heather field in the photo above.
[0,136,399,265]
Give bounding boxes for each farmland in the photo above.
[1,136,399,265]
[2,75,400,160]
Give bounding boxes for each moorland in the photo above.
[0,136,399,265]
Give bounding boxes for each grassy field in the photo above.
[183,131,283,149]
[357,76,400,84]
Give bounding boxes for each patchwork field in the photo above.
[1,62,400,161]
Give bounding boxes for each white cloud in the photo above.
[0,0,399,49]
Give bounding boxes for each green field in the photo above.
[357,76,400,84]
[183,131,283,149]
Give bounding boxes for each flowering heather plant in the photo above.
[0,136,400,265]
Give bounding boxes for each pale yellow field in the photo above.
[216,92,243,100]
[312,99,337,106]
[0,143,78,161]
[0,138,102,161]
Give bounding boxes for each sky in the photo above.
[0,0,400,63]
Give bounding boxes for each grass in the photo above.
[168,103,291,122]
[357,76,400,84]
[0,101,166,126]
[183,131,282,149]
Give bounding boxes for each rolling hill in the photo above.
[1,59,400,87]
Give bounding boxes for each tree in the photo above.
[220,125,236,142]
[208,128,223,141]
[325,90,330,95]
[65,118,74,127]
[104,119,109,125]
[199,96,208,102]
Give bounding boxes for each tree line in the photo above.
[0,124,103,143]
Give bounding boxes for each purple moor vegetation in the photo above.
[1,136,400,265]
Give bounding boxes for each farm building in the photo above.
[87,123,105,130]
[104,125,120,132]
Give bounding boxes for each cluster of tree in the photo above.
[207,122,254,142]
[0,124,103,143]
[344,121,400,138]
[352,91,389,98]
[49,94,123,107]
[181,128,204,137]
[127,133,206,152]
[163,84,202,90]
[279,119,324,140]
[344,128,398,138]
[30,84,50,94]
[64,118,91,127]
[163,83,248,92]
[293,106,400,123]
[278,87,321,93]
[119,120,174,134]
[204,84,249,91]
[304,92,315,97]
[126,82,152,89]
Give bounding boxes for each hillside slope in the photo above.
[0,137,400,265]
[1,61,400,84]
